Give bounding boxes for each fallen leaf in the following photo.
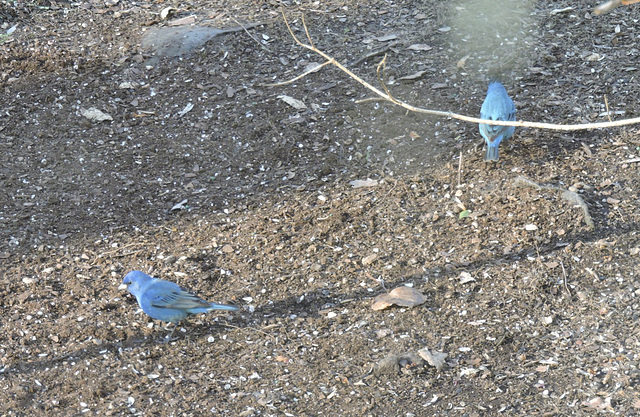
[278,95,307,110]
[362,253,377,266]
[177,103,194,117]
[349,179,378,188]
[407,44,432,51]
[459,367,479,377]
[169,16,197,27]
[417,348,448,371]
[372,286,427,310]
[398,70,427,81]
[80,107,113,122]
[459,271,475,284]
[376,34,398,42]
[457,54,470,69]
[171,199,188,211]
[581,397,612,411]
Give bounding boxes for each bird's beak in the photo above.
[118,283,128,291]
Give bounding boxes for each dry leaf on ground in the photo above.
[372,286,427,310]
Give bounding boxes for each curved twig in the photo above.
[275,12,640,132]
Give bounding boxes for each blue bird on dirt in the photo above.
[479,81,516,162]
[121,270,238,340]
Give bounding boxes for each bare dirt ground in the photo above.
[2,0,640,415]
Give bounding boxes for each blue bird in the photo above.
[479,81,516,162]
[121,270,238,340]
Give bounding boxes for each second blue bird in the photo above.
[121,270,238,339]
[479,81,516,162]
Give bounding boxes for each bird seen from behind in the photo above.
[479,81,516,162]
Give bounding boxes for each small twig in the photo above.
[457,151,463,187]
[560,261,571,296]
[618,157,640,164]
[225,14,271,53]
[604,95,612,123]
[276,12,640,131]
[352,42,400,66]
[514,177,594,229]
[302,14,315,49]
[263,61,332,87]
[220,322,297,357]
[365,271,387,291]
[585,267,599,280]
[95,243,150,261]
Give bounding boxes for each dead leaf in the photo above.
[278,95,307,110]
[361,253,377,266]
[349,179,378,188]
[375,34,398,42]
[417,348,447,371]
[372,286,427,310]
[459,271,475,284]
[177,103,194,117]
[169,16,197,27]
[407,44,432,51]
[457,54,470,69]
[80,107,113,122]
[581,397,612,411]
[398,70,427,81]
[171,199,188,211]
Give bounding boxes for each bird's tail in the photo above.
[208,302,239,311]
[484,144,500,162]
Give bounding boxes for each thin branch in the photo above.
[604,95,612,123]
[457,151,463,187]
[618,157,640,164]
[223,15,270,52]
[263,61,332,87]
[276,12,640,132]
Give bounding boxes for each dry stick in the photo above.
[604,95,612,123]
[618,157,640,164]
[274,12,640,131]
[514,177,594,229]
[352,42,401,66]
[560,261,571,296]
[457,151,463,187]
[263,61,332,87]
[225,15,271,53]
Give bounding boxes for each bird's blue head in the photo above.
[121,270,153,297]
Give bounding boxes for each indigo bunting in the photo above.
[121,270,238,340]
[479,81,516,162]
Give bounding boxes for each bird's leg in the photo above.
[162,322,179,343]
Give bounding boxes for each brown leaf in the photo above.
[372,286,427,310]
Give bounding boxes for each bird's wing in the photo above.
[147,285,211,310]
[480,108,516,141]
